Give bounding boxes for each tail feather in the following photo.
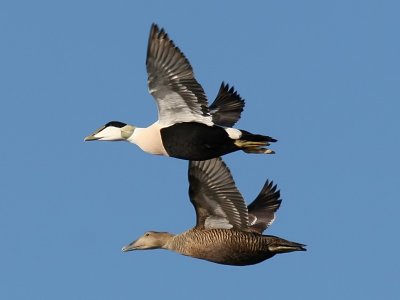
[240,130,277,143]
[268,238,307,253]
[234,130,277,154]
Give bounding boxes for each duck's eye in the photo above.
[145,232,150,237]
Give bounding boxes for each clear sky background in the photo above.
[1,1,399,299]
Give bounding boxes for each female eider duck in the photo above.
[84,24,276,161]
[122,158,306,266]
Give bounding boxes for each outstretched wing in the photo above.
[146,24,213,127]
[188,158,249,230]
[247,180,282,234]
[209,82,245,127]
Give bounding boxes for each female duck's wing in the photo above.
[209,82,245,127]
[188,158,249,230]
[247,180,282,234]
[146,24,213,127]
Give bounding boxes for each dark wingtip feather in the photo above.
[148,24,178,59]
[209,82,245,127]
[247,180,282,233]
[253,180,282,210]
[150,23,166,38]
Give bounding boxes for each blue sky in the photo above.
[1,1,399,299]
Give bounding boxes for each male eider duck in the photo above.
[122,158,306,266]
[84,24,276,161]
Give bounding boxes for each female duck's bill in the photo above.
[84,24,276,161]
[122,158,306,266]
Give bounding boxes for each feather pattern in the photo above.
[122,157,306,266]
[247,180,282,233]
[166,228,305,265]
[146,24,213,127]
[209,82,245,127]
[188,158,249,230]
[189,158,282,233]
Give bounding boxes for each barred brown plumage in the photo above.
[122,157,306,266]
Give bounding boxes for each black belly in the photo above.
[160,122,239,160]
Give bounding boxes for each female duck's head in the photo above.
[122,231,175,251]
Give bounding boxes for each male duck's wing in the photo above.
[247,180,282,234]
[209,82,245,127]
[146,24,213,127]
[188,158,249,230]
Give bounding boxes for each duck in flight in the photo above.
[122,157,306,266]
[84,24,276,161]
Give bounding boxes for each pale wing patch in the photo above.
[204,217,233,229]
[266,215,276,227]
[201,195,243,230]
[225,128,242,139]
[156,91,213,127]
[249,215,257,226]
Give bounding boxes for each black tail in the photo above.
[234,130,277,154]
[240,130,277,143]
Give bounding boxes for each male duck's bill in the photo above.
[84,122,135,142]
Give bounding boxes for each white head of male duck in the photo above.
[122,157,306,266]
[84,24,277,161]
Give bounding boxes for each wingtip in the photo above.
[262,180,279,193]
[150,23,158,36]
[218,82,240,98]
[149,23,167,40]
[220,81,229,91]
[269,137,278,143]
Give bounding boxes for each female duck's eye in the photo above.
[145,233,150,237]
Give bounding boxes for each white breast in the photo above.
[127,122,168,156]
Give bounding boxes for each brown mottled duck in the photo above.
[122,158,306,266]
